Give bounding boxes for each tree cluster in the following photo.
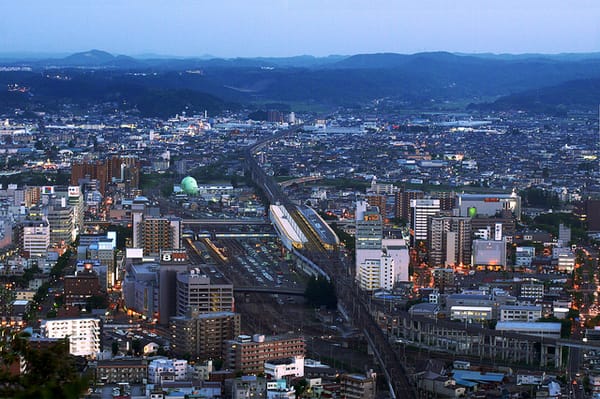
[304,276,337,309]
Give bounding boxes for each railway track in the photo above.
[245,126,417,399]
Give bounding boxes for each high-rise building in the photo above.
[365,195,387,218]
[20,217,50,258]
[46,197,74,247]
[71,156,140,196]
[428,216,472,267]
[176,270,234,316]
[355,201,382,288]
[170,310,240,360]
[224,334,305,374]
[394,189,424,223]
[356,239,410,291]
[355,201,382,250]
[410,199,440,245]
[134,216,181,256]
[71,160,109,196]
[558,223,572,245]
[24,186,41,208]
[64,263,101,306]
[355,200,409,290]
[432,191,456,211]
[583,199,600,232]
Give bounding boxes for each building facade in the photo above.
[170,311,241,360]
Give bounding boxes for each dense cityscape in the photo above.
[3,2,600,399]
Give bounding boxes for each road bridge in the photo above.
[234,286,305,296]
[182,218,269,226]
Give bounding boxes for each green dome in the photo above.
[181,176,199,195]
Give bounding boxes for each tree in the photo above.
[111,341,119,356]
[132,339,142,357]
[294,379,309,397]
[0,331,89,398]
[305,276,337,309]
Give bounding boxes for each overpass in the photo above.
[182,218,270,226]
[279,175,324,188]
[234,286,305,296]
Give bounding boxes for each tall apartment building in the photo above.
[224,334,305,375]
[410,199,440,245]
[71,155,140,196]
[394,189,424,223]
[428,216,472,267]
[41,317,100,357]
[46,197,75,247]
[20,217,50,258]
[365,195,387,218]
[176,270,234,316]
[170,311,241,360]
[71,160,109,196]
[133,215,181,256]
[432,191,456,212]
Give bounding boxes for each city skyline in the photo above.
[2,0,600,58]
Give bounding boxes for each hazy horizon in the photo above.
[2,1,600,58]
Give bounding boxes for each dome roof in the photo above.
[181,176,199,195]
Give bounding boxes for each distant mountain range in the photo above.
[2,49,600,116]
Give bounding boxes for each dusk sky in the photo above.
[3,0,600,57]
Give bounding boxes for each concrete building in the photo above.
[499,305,542,322]
[356,239,409,291]
[394,189,423,223]
[225,334,305,375]
[176,270,234,316]
[96,359,147,384]
[46,197,75,247]
[170,311,241,360]
[520,283,545,300]
[471,239,507,269]
[229,376,267,399]
[264,356,305,379]
[147,358,188,384]
[20,217,50,258]
[557,252,576,272]
[355,201,382,251]
[63,262,101,306]
[133,215,181,256]
[515,247,535,268]
[457,193,521,220]
[41,317,100,357]
[365,195,387,218]
[410,199,440,245]
[450,306,493,323]
[428,216,472,267]
[340,372,376,399]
